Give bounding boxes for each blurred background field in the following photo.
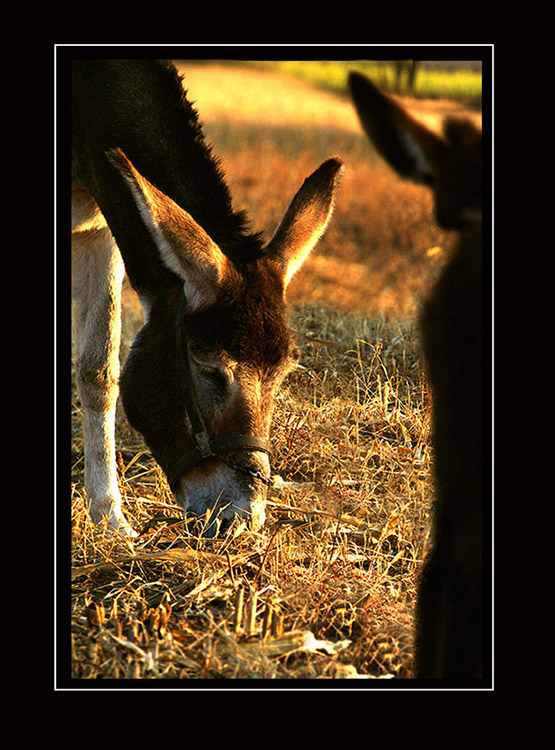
[248,60,482,107]
[70,59,483,681]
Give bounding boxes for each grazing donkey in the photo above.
[349,71,483,679]
[72,60,343,538]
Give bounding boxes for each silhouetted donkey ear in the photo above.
[107,148,232,309]
[348,71,445,187]
[264,158,344,288]
[349,71,482,230]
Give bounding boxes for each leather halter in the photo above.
[166,288,272,492]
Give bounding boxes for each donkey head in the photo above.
[108,149,343,536]
[348,71,482,232]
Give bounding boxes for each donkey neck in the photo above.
[72,60,264,265]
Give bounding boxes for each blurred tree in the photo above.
[394,60,419,92]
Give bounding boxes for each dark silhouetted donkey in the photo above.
[349,71,483,679]
[72,60,343,538]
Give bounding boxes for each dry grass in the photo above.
[71,303,430,680]
[68,62,474,683]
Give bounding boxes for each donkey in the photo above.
[349,71,483,679]
[72,59,343,538]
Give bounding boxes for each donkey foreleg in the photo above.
[71,225,136,537]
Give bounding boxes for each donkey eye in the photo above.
[194,360,220,379]
[196,361,218,376]
[191,356,233,387]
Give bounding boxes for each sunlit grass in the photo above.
[72,299,430,679]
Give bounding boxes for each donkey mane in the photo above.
[72,60,264,269]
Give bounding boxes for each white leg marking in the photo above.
[72,208,136,537]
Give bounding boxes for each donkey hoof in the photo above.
[110,517,139,538]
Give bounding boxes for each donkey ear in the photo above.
[264,158,344,288]
[107,148,231,309]
[348,71,445,186]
